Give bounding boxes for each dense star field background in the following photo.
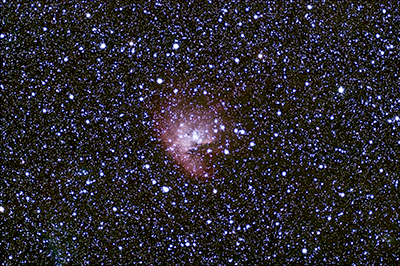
[1,1,399,265]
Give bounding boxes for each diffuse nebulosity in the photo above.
[151,91,229,181]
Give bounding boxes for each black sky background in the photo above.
[1,1,399,265]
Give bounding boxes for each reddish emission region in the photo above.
[152,94,228,181]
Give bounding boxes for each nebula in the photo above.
[152,94,227,181]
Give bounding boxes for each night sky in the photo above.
[1,1,400,265]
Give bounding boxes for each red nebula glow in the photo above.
[152,95,227,181]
